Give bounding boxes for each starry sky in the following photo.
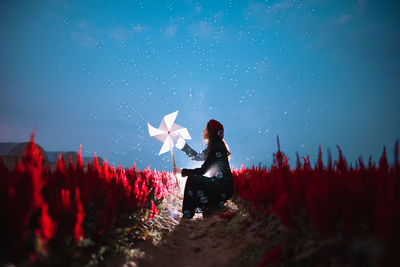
[0,0,399,170]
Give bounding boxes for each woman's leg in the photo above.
[182,175,212,218]
[182,176,232,218]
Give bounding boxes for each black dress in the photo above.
[180,140,233,219]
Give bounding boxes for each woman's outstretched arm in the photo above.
[181,143,205,161]
[181,148,216,177]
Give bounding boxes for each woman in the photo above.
[173,119,233,219]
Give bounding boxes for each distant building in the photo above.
[0,142,49,170]
[0,142,103,171]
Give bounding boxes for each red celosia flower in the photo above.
[270,192,293,228]
[73,188,85,242]
[38,202,56,241]
[148,200,159,220]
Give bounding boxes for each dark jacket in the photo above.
[181,140,232,184]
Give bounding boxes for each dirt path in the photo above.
[133,199,248,267]
[103,190,277,267]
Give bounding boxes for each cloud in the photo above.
[320,13,353,31]
[76,19,92,31]
[246,0,293,15]
[337,14,352,25]
[165,24,178,38]
[71,19,101,48]
[358,0,367,10]
[187,21,216,38]
[106,26,132,42]
[245,1,268,18]
[71,19,148,47]
[304,12,356,51]
[194,3,203,13]
[244,0,295,25]
[131,24,150,33]
[271,0,293,10]
[71,31,96,48]
[197,21,216,37]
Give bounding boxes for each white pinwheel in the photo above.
[147,110,191,167]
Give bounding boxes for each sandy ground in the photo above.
[103,180,272,267]
[132,199,247,267]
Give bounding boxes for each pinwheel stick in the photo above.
[170,148,180,186]
[171,148,176,168]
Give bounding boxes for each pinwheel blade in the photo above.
[170,123,191,140]
[175,128,191,140]
[152,133,168,143]
[176,137,186,149]
[148,123,166,137]
[159,119,169,132]
[170,132,180,145]
[163,110,178,130]
[148,111,191,163]
[159,136,173,155]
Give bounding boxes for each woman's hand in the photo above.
[173,166,182,175]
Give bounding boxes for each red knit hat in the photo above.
[207,119,224,139]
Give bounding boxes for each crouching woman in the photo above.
[173,119,233,219]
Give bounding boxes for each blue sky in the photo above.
[0,0,399,170]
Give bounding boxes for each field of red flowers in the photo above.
[0,134,177,264]
[1,134,399,266]
[233,138,400,266]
